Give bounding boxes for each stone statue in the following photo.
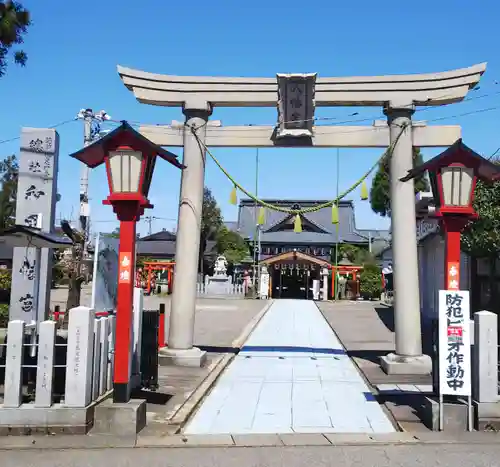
[214,255,228,276]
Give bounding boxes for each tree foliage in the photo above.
[461,171,500,257]
[359,262,382,299]
[0,1,30,77]
[370,148,429,217]
[0,154,18,232]
[199,187,223,272]
[333,243,375,265]
[216,226,249,265]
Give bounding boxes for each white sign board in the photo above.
[259,273,270,299]
[91,233,119,312]
[438,289,471,396]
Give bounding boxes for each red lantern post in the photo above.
[70,122,183,403]
[401,139,500,292]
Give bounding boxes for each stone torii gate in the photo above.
[118,63,485,374]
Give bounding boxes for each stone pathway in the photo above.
[184,299,395,434]
[375,384,433,395]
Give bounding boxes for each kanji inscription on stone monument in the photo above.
[9,128,60,322]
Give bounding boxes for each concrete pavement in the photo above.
[317,300,433,431]
[185,300,395,434]
[3,441,500,467]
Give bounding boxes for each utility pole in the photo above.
[144,216,153,236]
[334,148,340,301]
[76,109,111,249]
[252,148,260,287]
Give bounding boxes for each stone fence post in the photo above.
[64,306,95,407]
[472,310,498,403]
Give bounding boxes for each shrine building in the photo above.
[235,198,389,299]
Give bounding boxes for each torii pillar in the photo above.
[117,62,485,372]
[380,102,431,375]
[159,100,212,366]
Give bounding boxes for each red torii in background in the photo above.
[137,261,176,295]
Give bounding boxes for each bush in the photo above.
[0,303,8,327]
[360,263,382,300]
[0,269,11,290]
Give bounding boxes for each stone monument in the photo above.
[204,255,233,295]
[10,128,60,323]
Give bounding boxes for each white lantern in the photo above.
[440,166,474,207]
[108,150,143,193]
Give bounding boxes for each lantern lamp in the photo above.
[401,138,500,293]
[69,121,183,404]
[401,139,500,218]
[107,148,143,194]
[70,121,184,213]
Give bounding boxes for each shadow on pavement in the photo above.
[131,388,173,405]
[347,349,392,365]
[377,393,431,431]
[375,305,395,333]
[195,345,240,354]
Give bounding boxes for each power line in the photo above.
[0,83,497,150]
[122,102,500,142]
[0,118,78,146]
[107,83,500,133]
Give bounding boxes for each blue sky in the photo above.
[1,0,500,236]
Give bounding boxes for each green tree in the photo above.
[216,226,249,265]
[460,170,500,310]
[200,187,223,273]
[370,148,429,217]
[0,1,31,77]
[0,154,18,231]
[461,174,500,257]
[359,262,382,299]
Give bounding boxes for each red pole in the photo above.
[146,266,152,295]
[158,303,165,348]
[113,210,137,403]
[442,217,467,291]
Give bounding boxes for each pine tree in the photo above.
[199,187,223,273]
[369,147,428,217]
[0,154,18,231]
[0,1,30,77]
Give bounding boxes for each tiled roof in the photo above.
[136,238,216,257]
[136,240,176,257]
[236,198,383,245]
[139,230,176,242]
